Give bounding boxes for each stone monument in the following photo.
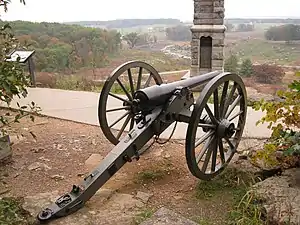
[189,0,226,77]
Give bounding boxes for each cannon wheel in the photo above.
[98,61,163,145]
[185,73,247,181]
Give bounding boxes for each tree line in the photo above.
[0,20,122,72]
[265,24,300,42]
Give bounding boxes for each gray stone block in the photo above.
[140,207,199,225]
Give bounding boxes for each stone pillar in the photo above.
[190,0,226,77]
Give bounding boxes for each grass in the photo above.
[226,39,300,65]
[0,197,34,225]
[117,49,190,72]
[133,208,154,224]
[194,167,266,225]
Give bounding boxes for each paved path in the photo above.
[1,87,272,139]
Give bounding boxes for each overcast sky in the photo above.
[0,0,299,22]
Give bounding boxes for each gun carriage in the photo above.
[37,60,247,222]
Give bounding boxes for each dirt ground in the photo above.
[0,109,257,224]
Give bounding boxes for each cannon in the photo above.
[37,61,247,222]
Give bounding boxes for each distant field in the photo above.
[226,39,300,65]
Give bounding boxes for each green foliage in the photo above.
[0,1,40,137]
[123,32,140,49]
[224,54,239,74]
[195,168,255,200]
[228,191,266,225]
[0,197,34,225]
[133,208,154,224]
[252,73,300,167]
[0,20,122,73]
[239,58,253,77]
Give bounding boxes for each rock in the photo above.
[10,135,26,145]
[39,156,50,162]
[140,207,198,225]
[91,139,96,145]
[50,175,65,181]
[136,191,153,203]
[23,188,145,225]
[31,147,45,153]
[85,154,104,171]
[252,168,300,225]
[28,162,51,171]
[0,135,12,162]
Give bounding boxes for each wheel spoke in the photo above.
[222,82,237,118]
[109,111,130,128]
[198,123,216,129]
[195,130,214,148]
[205,105,218,125]
[130,117,135,130]
[213,89,220,120]
[225,95,242,119]
[116,115,131,139]
[196,135,214,163]
[211,139,218,172]
[218,138,226,164]
[225,137,235,150]
[219,81,229,119]
[106,106,130,113]
[144,73,152,88]
[202,137,216,172]
[116,78,132,101]
[127,69,135,97]
[228,110,244,122]
[108,92,132,105]
[137,67,143,90]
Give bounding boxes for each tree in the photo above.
[165,25,192,41]
[236,23,254,32]
[239,58,253,77]
[123,32,140,49]
[265,24,300,43]
[224,54,239,74]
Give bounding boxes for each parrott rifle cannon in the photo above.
[37,61,247,222]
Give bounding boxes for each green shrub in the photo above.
[252,72,300,168]
[224,53,239,74]
[239,58,253,77]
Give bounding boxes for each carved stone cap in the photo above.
[191,25,226,33]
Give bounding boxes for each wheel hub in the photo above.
[217,119,235,138]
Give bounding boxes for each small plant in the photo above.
[133,208,154,224]
[228,190,266,225]
[224,53,239,74]
[137,169,166,182]
[239,58,253,77]
[0,197,34,225]
[195,167,255,200]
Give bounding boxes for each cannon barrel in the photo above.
[134,71,222,105]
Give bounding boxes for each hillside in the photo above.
[65,18,182,29]
[0,20,122,73]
